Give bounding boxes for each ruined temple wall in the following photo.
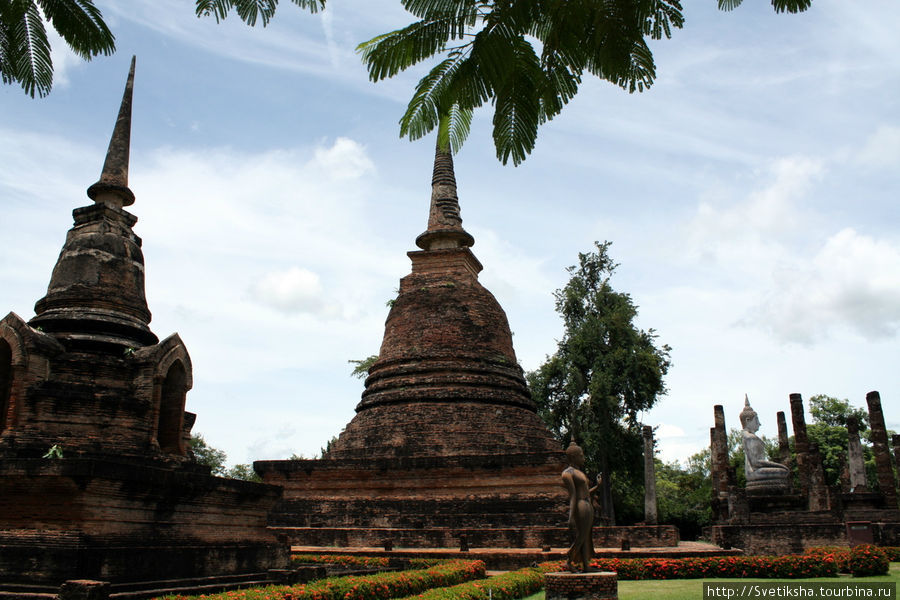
[0,458,287,584]
[257,454,565,501]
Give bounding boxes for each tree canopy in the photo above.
[527,241,671,523]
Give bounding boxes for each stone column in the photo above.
[847,416,868,492]
[866,391,897,508]
[777,411,791,468]
[789,393,810,498]
[643,425,658,525]
[711,405,730,522]
[711,406,729,496]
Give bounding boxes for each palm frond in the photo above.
[357,18,463,82]
[771,0,812,13]
[6,2,53,97]
[717,0,744,11]
[491,37,542,166]
[37,0,114,59]
[289,0,325,13]
[402,0,478,24]
[399,56,461,141]
[436,103,473,153]
[195,0,324,26]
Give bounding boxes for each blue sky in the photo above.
[1,0,898,468]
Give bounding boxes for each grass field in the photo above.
[522,563,900,600]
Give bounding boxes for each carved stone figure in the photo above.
[740,396,790,495]
[562,441,599,572]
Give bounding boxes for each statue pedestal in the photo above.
[545,571,617,600]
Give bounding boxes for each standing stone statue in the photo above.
[562,441,599,572]
[740,396,790,495]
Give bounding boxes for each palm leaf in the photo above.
[6,2,53,97]
[771,0,812,13]
[436,103,473,153]
[399,56,461,141]
[491,37,542,165]
[37,0,114,59]
[195,0,324,26]
[717,0,743,10]
[288,0,325,13]
[358,18,463,82]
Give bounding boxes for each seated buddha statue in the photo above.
[740,395,790,495]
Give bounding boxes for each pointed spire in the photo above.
[415,141,474,251]
[87,56,136,208]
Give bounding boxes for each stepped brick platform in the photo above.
[545,571,617,600]
[0,59,287,590]
[258,145,573,548]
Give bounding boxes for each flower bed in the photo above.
[539,554,839,580]
[292,555,444,570]
[292,555,391,569]
[158,559,486,600]
[849,545,889,577]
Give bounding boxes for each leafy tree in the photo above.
[527,241,671,524]
[805,394,875,489]
[189,433,227,476]
[656,451,712,540]
[348,355,379,380]
[189,433,265,481]
[0,0,114,97]
[226,463,262,482]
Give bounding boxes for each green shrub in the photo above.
[849,545,889,577]
[293,555,391,569]
[400,565,549,600]
[159,559,485,600]
[805,547,851,573]
[540,554,839,580]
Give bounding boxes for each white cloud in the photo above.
[655,423,686,439]
[744,228,900,344]
[250,266,338,316]
[313,137,375,180]
[856,125,900,170]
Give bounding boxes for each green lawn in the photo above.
[523,563,899,600]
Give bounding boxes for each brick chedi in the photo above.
[257,144,571,549]
[0,59,287,592]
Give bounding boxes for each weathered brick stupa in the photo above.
[256,145,571,549]
[0,59,287,592]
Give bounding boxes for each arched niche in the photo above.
[0,339,11,432]
[157,360,187,455]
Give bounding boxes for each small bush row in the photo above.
[159,559,486,600]
[540,554,839,580]
[398,564,551,600]
[292,555,391,569]
[806,545,893,576]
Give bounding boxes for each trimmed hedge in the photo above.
[541,554,840,580]
[398,565,551,600]
[291,555,444,570]
[158,559,486,600]
[293,555,391,569]
[849,545,890,577]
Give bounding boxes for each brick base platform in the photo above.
[544,571,617,600]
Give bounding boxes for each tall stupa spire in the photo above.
[87,55,136,208]
[415,142,474,251]
[30,56,157,350]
